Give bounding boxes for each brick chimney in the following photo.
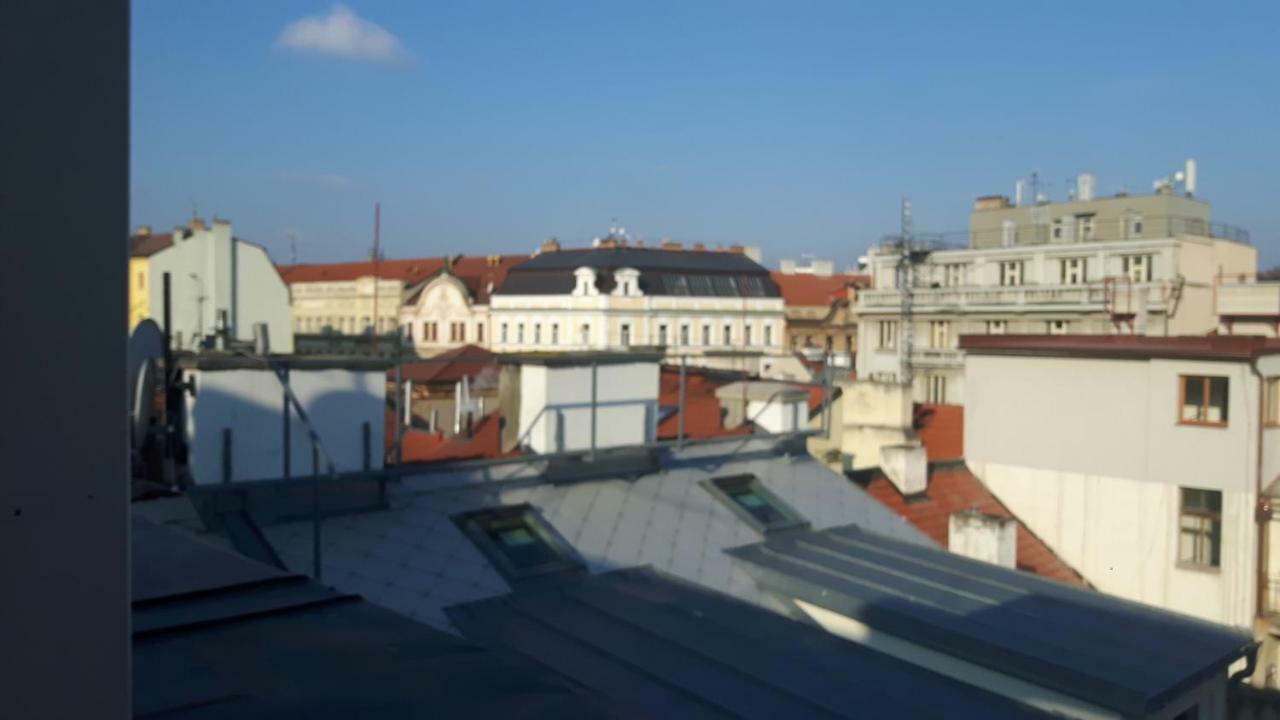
[692,242,706,251]
[540,237,560,253]
[727,244,745,254]
[134,225,152,238]
[187,217,206,232]
[598,237,619,249]
[660,238,682,251]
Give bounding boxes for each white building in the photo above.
[399,255,527,356]
[961,334,1280,686]
[130,219,293,352]
[489,239,786,369]
[857,169,1256,404]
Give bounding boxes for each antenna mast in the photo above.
[896,197,916,387]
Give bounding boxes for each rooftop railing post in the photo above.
[677,355,687,447]
[589,361,598,460]
[220,428,232,484]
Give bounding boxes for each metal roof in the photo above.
[495,247,781,298]
[131,515,611,718]
[448,566,1051,719]
[727,523,1253,717]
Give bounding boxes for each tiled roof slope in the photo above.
[769,271,868,307]
[861,465,1087,586]
[264,437,931,632]
[914,403,964,462]
[128,232,175,258]
[278,255,528,302]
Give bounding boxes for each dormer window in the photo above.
[612,267,642,297]
[573,267,599,297]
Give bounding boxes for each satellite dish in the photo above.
[128,319,165,450]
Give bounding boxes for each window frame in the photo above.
[701,474,808,534]
[453,504,585,582]
[1178,375,1229,428]
[1176,487,1222,571]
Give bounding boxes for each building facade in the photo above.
[857,173,1256,404]
[770,269,867,368]
[961,334,1280,685]
[398,255,526,356]
[129,218,293,352]
[489,240,786,365]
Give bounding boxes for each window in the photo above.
[738,275,766,297]
[551,323,559,345]
[477,323,484,343]
[1061,257,1087,285]
[943,264,965,287]
[764,325,773,347]
[688,275,714,296]
[1178,488,1221,569]
[517,323,525,344]
[663,274,690,295]
[986,320,1007,335]
[580,323,590,344]
[454,505,583,581]
[680,324,690,346]
[1265,377,1280,426]
[534,323,541,344]
[658,324,668,346]
[1180,375,1228,426]
[701,324,711,346]
[620,323,630,346]
[927,375,947,404]
[723,324,732,345]
[1052,218,1063,240]
[1075,213,1095,243]
[712,276,738,295]
[999,261,1023,287]
[703,475,807,534]
[878,320,897,350]
[1123,255,1153,283]
[1046,320,1068,335]
[929,321,950,349]
[500,323,508,344]
[744,325,753,346]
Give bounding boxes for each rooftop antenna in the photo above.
[884,196,929,388]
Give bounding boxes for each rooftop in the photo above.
[496,246,780,298]
[959,333,1280,361]
[769,271,868,307]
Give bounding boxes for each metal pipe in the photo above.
[677,355,686,446]
[1251,357,1269,620]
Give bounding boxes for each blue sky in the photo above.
[132,1,1280,268]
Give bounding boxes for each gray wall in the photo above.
[0,0,130,716]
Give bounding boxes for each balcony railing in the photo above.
[1217,283,1280,317]
[859,283,1160,310]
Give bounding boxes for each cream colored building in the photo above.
[489,240,786,367]
[1216,278,1280,337]
[857,168,1256,404]
[962,334,1280,687]
[398,255,527,356]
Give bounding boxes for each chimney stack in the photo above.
[134,225,152,237]
[660,238,682,251]
[187,217,206,232]
[949,510,1017,568]
[540,237,560,253]
[692,242,706,252]
[727,244,745,255]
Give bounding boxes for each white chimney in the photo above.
[1014,179,1025,207]
[949,510,1017,568]
[879,443,927,496]
[1076,174,1096,202]
[1184,158,1197,196]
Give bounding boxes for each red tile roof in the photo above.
[387,410,511,465]
[278,254,529,302]
[960,333,1280,360]
[914,403,963,462]
[657,366,753,441]
[862,466,1087,586]
[769,272,869,307]
[393,345,496,386]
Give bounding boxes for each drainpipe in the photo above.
[1251,357,1270,621]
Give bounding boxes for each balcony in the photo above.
[860,283,1167,313]
[912,347,963,367]
[1217,283,1280,318]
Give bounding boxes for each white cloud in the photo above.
[276,5,413,65]
[281,171,355,189]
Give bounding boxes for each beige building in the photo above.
[857,166,1256,404]
[770,268,867,369]
[961,334,1280,687]
[489,239,786,367]
[1216,275,1280,337]
[399,255,527,356]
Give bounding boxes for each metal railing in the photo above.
[873,214,1251,253]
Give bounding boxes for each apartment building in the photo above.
[1217,275,1280,337]
[489,238,786,365]
[961,334,1280,687]
[279,254,527,355]
[857,165,1256,403]
[128,218,293,352]
[770,267,868,368]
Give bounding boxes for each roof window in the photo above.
[703,475,807,534]
[454,504,584,581]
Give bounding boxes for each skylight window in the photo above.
[703,475,807,533]
[454,505,583,581]
[711,275,738,296]
[738,275,766,297]
[687,274,714,296]
[662,274,691,295]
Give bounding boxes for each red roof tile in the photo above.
[769,272,869,307]
[656,366,754,441]
[914,403,963,462]
[387,410,511,464]
[278,254,529,302]
[862,466,1087,586]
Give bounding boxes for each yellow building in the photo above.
[128,226,176,329]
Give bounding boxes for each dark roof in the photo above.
[395,344,496,385]
[129,232,175,258]
[496,247,780,298]
[447,566,1050,719]
[728,524,1252,717]
[959,333,1280,361]
[132,515,611,718]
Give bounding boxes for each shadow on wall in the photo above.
[188,384,382,484]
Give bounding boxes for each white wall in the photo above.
[747,398,807,434]
[517,362,659,454]
[965,353,1260,628]
[185,367,384,484]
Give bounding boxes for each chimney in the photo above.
[487,254,500,268]
[634,238,645,248]
[692,242,706,251]
[727,244,745,255]
[879,443,927,495]
[1076,174,1097,202]
[973,195,1010,211]
[540,237,560,253]
[660,238,682,251]
[598,237,619,249]
[948,510,1017,568]
[188,217,206,232]
[134,225,152,238]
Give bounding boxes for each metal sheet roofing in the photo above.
[727,523,1253,717]
[132,515,612,718]
[496,247,780,298]
[448,566,1050,719]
